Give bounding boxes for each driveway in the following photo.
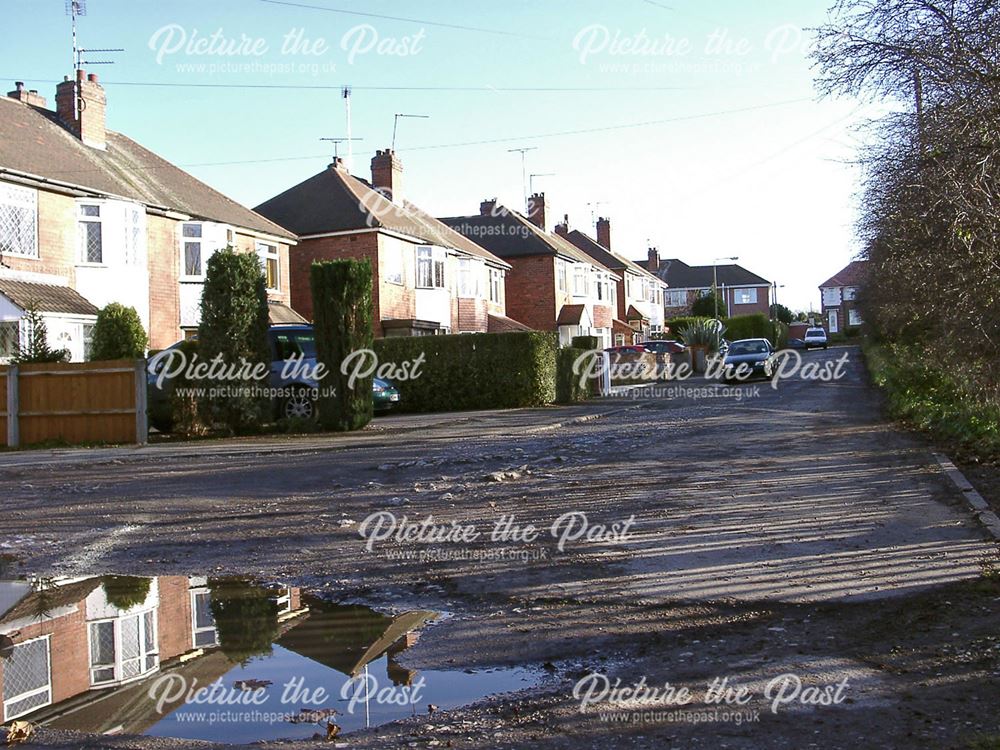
[3,346,999,749]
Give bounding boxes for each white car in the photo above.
[804,327,828,350]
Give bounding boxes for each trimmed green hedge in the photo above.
[721,313,771,342]
[373,331,557,413]
[556,347,590,404]
[571,335,600,350]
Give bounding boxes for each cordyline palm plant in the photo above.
[679,319,726,353]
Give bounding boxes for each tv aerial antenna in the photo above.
[320,137,363,162]
[66,1,124,118]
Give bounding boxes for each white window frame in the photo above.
[0,319,20,362]
[848,308,863,326]
[489,267,502,304]
[256,241,280,292]
[1,635,52,721]
[179,222,230,282]
[0,182,38,259]
[190,588,218,649]
[844,286,858,301]
[416,247,445,289]
[457,258,476,298]
[734,288,758,305]
[88,609,159,687]
[556,260,568,293]
[78,203,104,265]
[573,265,588,297]
[123,204,146,266]
[665,290,686,307]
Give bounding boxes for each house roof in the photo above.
[639,258,771,289]
[563,230,662,281]
[556,304,587,326]
[626,304,648,321]
[487,313,532,333]
[0,96,295,240]
[254,165,510,269]
[439,209,616,274]
[0,278,99,316]
[268,301,308,325]
[819,260,867,289]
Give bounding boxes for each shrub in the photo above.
[101,576,151,610]
[310,259,374,432]
[209,579,279,665]
[13,303,69,363]
[147,338,206,435]
[721,313,773,342]
[571,335,600,350]
[770,303,794,325]
[556,347,590,403]
[198,249,271,434]
[691,292,725,317]
[373,331,557,413]
[679,318,726,353]
[665,316,711,339]
[91,303,148,360]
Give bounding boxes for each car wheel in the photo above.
[823,345,828,350]
[282,388,318,422]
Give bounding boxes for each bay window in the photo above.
[557,260,568,292]
[458,258,476,298]
[573,265,588,296]
[0,182,38,258]
[489,268,502,303]
[89,610,158,686]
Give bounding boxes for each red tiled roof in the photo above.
[819,260,867,289]
[487,314,532,333]
[556,304,586,326]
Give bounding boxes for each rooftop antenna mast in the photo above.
[342,86,353,170]
[320,137,363,162]
[392,113,429,151]
[67,1,123,119]
[529,172,555,195]
[587,200,610,228]
[508,147,537,212]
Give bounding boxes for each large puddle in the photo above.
[0,575,538,743]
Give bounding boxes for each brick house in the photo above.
[555,216,667,344]
[819,260,867,334]
[641,251,772,320]
[0,575,304,727]
[441,194,619,347]
[255,151,521,338]
[0,72,297,360]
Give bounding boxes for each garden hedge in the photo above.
[556,346,591,404]
[372,331,557,413]
[571,335,600,350]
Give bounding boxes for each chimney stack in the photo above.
[329,156,348,172]
[647,247,660,273]
[7,81,47,108]
[371,149,403,204]
[596,217,611,250]
[479,198,497,216]
[55,70,107,150]
[526,192,548,231]
[554,213,569,237]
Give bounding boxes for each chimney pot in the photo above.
[526,192,548,231]
[56,69,107,149]
[596,216,611,250]
[647,247,661,273]
[14,82,24,91]
[479,198,497,216]
[87,73,98,83]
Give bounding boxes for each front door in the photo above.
[828,309,839,333]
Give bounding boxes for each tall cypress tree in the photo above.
[310,259,374,432]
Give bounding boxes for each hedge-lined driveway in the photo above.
[5,345,1000,749]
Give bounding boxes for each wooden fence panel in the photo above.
[15,360,144,446]
[0,366,7,448]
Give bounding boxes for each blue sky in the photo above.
[2,0,870,310]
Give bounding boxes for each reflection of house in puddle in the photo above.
[0,575,435,737]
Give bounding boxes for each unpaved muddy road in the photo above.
[3,346,999,749]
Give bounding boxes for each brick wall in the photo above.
[156,576,195,660]
[504,255,557,331]
[147,214,181,349]
[3,189,77,281]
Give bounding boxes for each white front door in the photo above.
[828,309,839,333]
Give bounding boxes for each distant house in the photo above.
[819,260,867,333]
[0,71,297,360]
[640,251,772,319]
[441,194,619,347]
[555,216,667,344]
[256,151,521,337]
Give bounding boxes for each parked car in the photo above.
[720,338,778,382]
[148,324,400,432]
[640,340,687,354]
[604,345,648,354]
[786,338,807,350]
[804,327,829,350]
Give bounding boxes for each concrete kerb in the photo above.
[934,452,1000,539]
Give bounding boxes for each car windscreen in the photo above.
[273,331,317,360]
[728,342,768,355]
[806,329,825,337]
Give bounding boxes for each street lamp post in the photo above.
[712,257,739,319]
